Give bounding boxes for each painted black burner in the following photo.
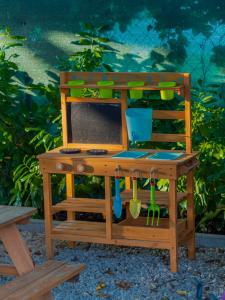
[86,149,108,155]
[60,148,81,154]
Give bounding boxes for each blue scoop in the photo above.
[114,177,122,218]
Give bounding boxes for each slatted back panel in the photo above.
[60,72,191,153]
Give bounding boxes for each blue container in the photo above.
[125,108,153,142]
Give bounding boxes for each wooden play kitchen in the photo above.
[38,72,199,272]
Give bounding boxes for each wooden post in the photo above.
[66,174,75,221]
[105,176,112,241]
[186,170,195,259]
[43,173,54,259]
[66,174,76,248]
[169,179,178,272]
[121,89,131,217]
[184,73,192,154]
[61,89,68,147]
[0,224,34,276]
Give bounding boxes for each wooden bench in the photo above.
[0,260,85,300]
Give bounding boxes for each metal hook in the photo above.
[115,165,121,177]
[150,168,157,183]
[130,168,139,178]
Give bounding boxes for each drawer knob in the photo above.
[56,162,72,171]
[77,164,85,173]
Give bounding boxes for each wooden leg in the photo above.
[0,224,34,275]
[126,204,131,219]
[105,176,112,241]
[66,174,76,248]
[43,173,54,259]
[125,177,131,219]
[169,179,178,272]
[187,170,196,259]
[125,177,130,190]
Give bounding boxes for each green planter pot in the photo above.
[127,81,145,99]
[158,81,176,100]
[67,80,85,97]
[97,81,114,98]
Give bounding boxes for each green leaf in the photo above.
[102,63,113,72]
[4,43,23,49]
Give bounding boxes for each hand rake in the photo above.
[146,178,160,226]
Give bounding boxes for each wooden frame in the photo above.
[38,72,198,273]
[0,206,36,276]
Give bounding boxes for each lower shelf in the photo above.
[51,217,188,249]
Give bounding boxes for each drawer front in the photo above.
[39,159,176,179]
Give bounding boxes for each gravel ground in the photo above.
[0,231,224,300]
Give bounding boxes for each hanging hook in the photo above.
[130,168,139,178]
[150,167,157,184]
[115,165,121,177]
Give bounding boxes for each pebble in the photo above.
[0,231,224,299]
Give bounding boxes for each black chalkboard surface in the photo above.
[66,102,122,145]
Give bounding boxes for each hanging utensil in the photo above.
[146,173,160,226]
[129,176,141,219]
[113,172,122,218]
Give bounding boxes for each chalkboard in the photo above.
[66,102,122,144]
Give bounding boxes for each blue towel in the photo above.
[148,152,184,160]
[112,151,149,159]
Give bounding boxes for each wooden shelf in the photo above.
[60,84,184,91]
[51,217,187,249]
[52,198,105,214]
[114,217,187,242]
[120,190,188,207]
[52,221,106,243]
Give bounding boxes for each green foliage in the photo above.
[8,23,116,214]
[0,27,62,214]
[1,24,225,232]
[0,27,28,203]
[57,23,115,72]
[191,86,225,231]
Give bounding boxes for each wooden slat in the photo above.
[151,133,185,143]
[0,206,36,228]
[60,71,188,85]
[62,143,125,151]
[60,84,183,91]
[0,264,18,276]
[120,190,187,206]
[66,97,122,103]
[52,198,105,214]
[0,260,85,300]
[113,217,169,241]
[112,238,170,249]
[52,221,106,238]
[153,110,185,120]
